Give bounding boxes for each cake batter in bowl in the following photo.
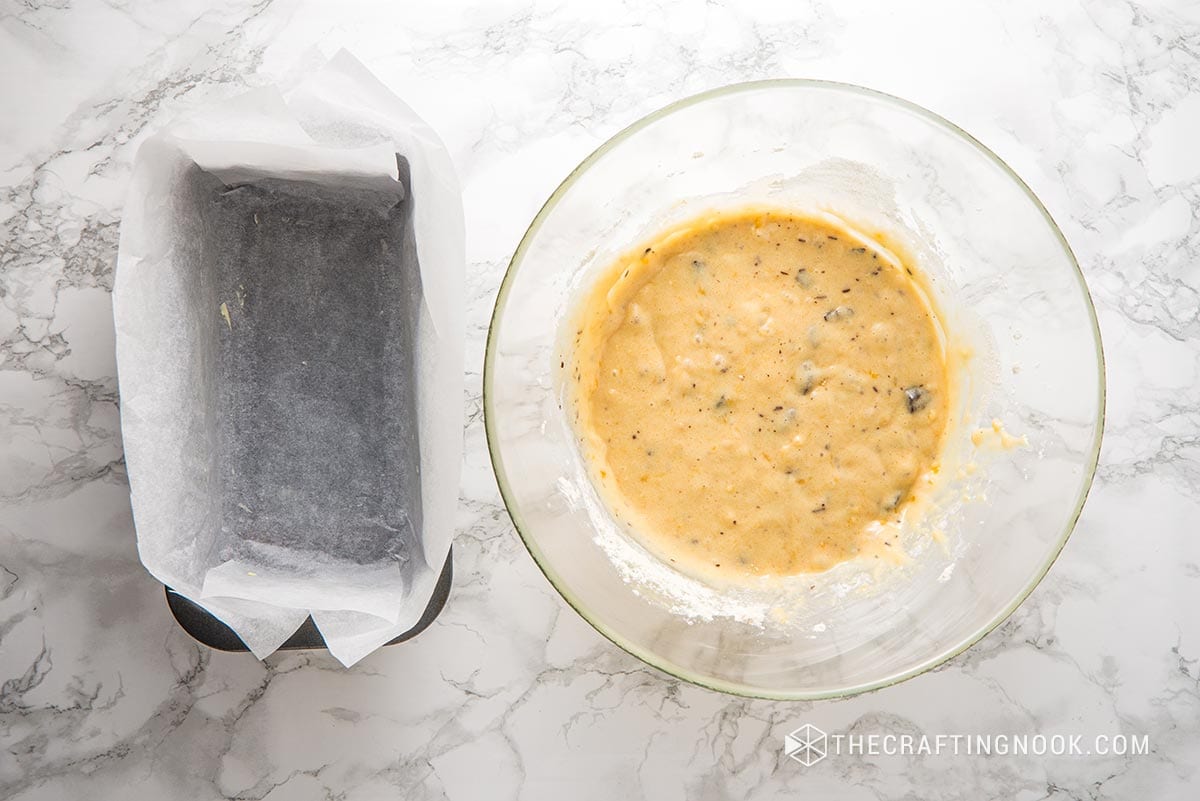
[570,209,949,580]
[484,81,1103,700]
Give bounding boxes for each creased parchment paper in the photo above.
[114,51,464,666]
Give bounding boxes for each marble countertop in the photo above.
[2,1,1197,798]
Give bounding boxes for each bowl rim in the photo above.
[483,78,1106,701]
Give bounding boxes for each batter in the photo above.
[569,209,948,578]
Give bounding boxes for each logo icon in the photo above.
[785,724,828,766]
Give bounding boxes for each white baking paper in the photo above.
[114,51,464,666]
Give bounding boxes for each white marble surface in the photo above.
[1,0,1197,798]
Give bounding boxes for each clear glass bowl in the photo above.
[484,80,1104,700]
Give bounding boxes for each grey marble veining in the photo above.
[1,0,1198,798]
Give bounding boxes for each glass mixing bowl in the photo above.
[484,80,1103,700]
